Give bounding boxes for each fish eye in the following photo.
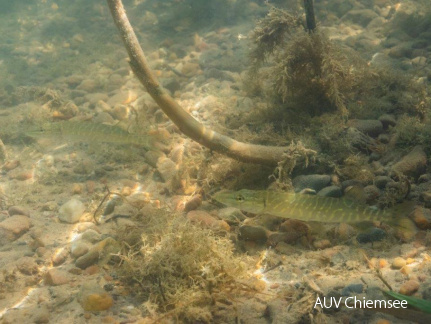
[236,194,245,202]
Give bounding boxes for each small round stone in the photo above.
[392,257,406,269]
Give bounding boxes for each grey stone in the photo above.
[8,205,30,217]
[348,119,383,137]
[374,176,392,189]
[239,225,268,242]
[357,227,386,244]
[317,186,342,198]
[378,134,390,144]
[379,114,396,128]
[204,68,236,82]
[342,9,379,27]
[81,229,102,243]
[217,207,246,224]
[345,127,376,151]
[293,174,331,192]
[392,145,427,178]
[163,78,181,94]
[341,283,363,296]
[71,241,89,258]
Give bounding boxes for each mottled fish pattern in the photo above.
[213,189,408,224]
[26,121,154,148]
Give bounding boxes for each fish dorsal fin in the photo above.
[344,185,367,205]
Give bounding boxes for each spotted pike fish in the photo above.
[213,189,414,225]
[25,121,156,148]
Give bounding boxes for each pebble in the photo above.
[356,227,386,244]
[52,248,69,266]
[346,127,376,151]
[81,229,102,243]
[15,256,38,275]
[44,268,70,286]
[156,157,178,183]
[112,104,129,120]
[409,207,431,230]
[399,279,420,296]
[363,185,381,203]
[0,138,7,162]
[420,191,431,208]
[75,237,120,269]
[72,183,83,194]
[58,198,86,224]
[378,114,396,128]
[388,44,413,59]
[292,174,331,192]
[377,134,390,144]
[317,185,342,198]
[392,257,406,269]
[335,223,357,241]
[0,215,31,244]
[187,210,230,232]
[144,150,165,168]
[181,62,201,77]
[217,207,246,225]
[313,239,331,249]
[273,219,309,244]
[2,160,20,171]
[77,79,98,92]
[239,225,268,242]
[184,194,202,212]
[400,265,412,275]
[341,283,363,296]
[10,171,32,181]
[374,176,392,189]
[75,250,101,270]
[78,283,114,312]
[107,90,138,106]
[71,241,89,258]
[342,9,379,27]
[163,78,181,94]
[84,92,109,105]
[411,56,427,66]
[348,119,383,137]
[392,146,427,178]
[8,205,30,217]
[32,306,50,324]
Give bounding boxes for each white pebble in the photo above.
[58,198,85,224]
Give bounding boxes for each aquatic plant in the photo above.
[248,8,363,118]
[117,207,251,322]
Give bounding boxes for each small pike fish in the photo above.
[25,121,156,148]
[213,189,414,225]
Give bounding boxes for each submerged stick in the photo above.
[106,0,297,166]
[303,0,316,31]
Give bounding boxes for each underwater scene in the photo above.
[1,0,431,323]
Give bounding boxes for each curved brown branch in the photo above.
[106,0,292,165]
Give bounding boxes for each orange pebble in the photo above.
[72,183,83,194]
[11,172,32,181]
[379,259,389,268]
[3,160,20,171]
[86,181,95,193]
